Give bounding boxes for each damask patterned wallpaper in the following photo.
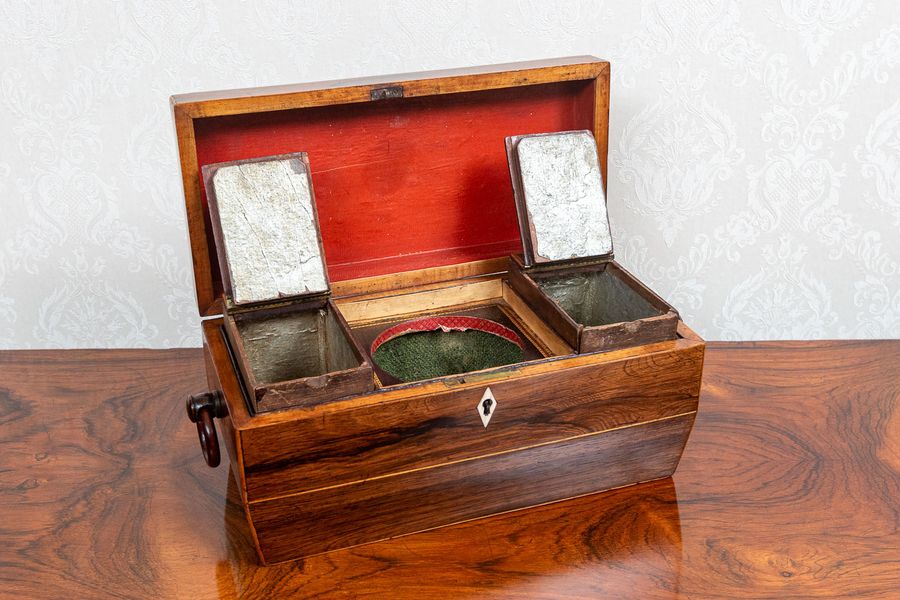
[1,1,898,348]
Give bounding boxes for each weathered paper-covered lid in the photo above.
[506,130,613,267]
[202,153,329,307]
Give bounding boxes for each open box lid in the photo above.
[506,130,613,267]
[202,153,329,308]
[172,56,610,316]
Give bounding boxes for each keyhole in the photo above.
[482,398,493,416]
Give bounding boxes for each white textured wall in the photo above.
[1,1,899,348]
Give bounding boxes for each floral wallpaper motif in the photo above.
[0,0,898,348]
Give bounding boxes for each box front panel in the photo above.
[241,339,703,499]
[249,412,695,563]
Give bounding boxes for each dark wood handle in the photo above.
[186,392,227,468]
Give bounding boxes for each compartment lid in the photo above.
[507,130,613,267]
[172,56,610,316]
[202,153,329,307]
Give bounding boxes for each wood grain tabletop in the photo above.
[1,341,898,599]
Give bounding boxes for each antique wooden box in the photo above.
[172,56,705,565]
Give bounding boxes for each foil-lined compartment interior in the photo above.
[235,307,360,385]
[533,268,662,327]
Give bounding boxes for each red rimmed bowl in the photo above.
[371,315,525,383]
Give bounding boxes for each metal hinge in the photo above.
[370,85,404,101]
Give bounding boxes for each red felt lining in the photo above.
[193,79,596,290]
[370,315,525,355]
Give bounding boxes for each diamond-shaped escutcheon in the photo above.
[477,387,497,428]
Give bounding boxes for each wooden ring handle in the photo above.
[196,409,219,467]
[186,392,227,468]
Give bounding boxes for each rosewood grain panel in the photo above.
[3,342,900,598]
[220,476,685,598]
[0,349,215,599]
[249,412,695,562]
[240,341,704,499]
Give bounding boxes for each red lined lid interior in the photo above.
[193,79,596,296]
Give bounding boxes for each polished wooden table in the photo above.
[2,341,898,599]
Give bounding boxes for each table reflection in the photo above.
[215,474,683,599]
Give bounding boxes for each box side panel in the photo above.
[201,320,265,562]
[249,412,695,563]
[242,341,704,499]
[202,342,240,478]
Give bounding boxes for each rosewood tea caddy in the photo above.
[172,56,705,564]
